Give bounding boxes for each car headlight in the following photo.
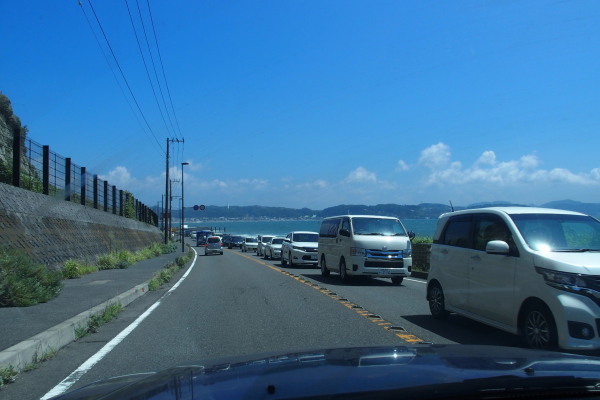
[536,267,587,288]
[351,247,365,256]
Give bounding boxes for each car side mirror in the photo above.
[408,231,415,240]
[486,240,510,255]
[339,229,350,237]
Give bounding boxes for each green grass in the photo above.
[148,248,193,291]
[75,303,123,338]
[61,259,98,279]
[0,248,63,307]
[0,365,17,387]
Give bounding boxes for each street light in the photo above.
[181,162,189,252]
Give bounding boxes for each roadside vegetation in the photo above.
[0,242,178,307]
[148,248,194,291]
[75,303,123,339]
[0,248,63,307]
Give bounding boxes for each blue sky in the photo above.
[1,0,599,210]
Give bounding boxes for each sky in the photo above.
[1,0,599,210]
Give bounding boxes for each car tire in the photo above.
[522,302,557,350]
[320,256,330,277]
[339,258,349,282]
[391,276,403,285]
[289,251,295,267]
[264,251,269,260]
[428,282,448,319]
[281,252,287,266]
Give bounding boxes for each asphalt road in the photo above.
[4,244,524,400]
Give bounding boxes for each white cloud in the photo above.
[421,144,600,187]
[418,142,451,169]
[345,166,377,183]
[99,166,134,187]
[396,160,410,172]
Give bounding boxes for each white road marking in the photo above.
[41,249,199,400]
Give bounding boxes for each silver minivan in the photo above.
[427,207,600,350]
[318,215,414,285]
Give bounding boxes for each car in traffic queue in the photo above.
[427,207,600,351]
[204,236,224,256]
[228,235,244,249]
[241,236,258,252]
[257,235,274,257]
[281,231,319,267]
[264,237,285,260]
[318,215,414,285]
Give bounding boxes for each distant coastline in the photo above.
[165,199,600,221]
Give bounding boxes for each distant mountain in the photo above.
[541,200,600,217]
[159,199,600,221]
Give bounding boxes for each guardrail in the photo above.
[1,129,157,226]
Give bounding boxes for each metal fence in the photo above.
[2,130,158,226]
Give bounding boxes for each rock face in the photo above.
[0,92,30,183]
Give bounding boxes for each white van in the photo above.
[318,215,414,285]
[427,207,600,351]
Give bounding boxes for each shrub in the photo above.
[176,256,185,267]
[62,259,82,279]
[0,248,63,307]
[97,253,118,270]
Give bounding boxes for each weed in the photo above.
[77,303,123,337]
[97,253,118,270]
[22,347,58,372]
[0,248,62,307]
[0,365,17,387]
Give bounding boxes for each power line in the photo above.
[124,0,176,139]
[134,0,181,141]
[79,1,165,156]
[84,0,165,154]
[145,0,184,139]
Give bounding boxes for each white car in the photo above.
[257,235,274,257]
[281,231,319,266]
[427,207,600,350]
[241,237,258,252]
[264,237,285,260]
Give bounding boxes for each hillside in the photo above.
[0,92,29,183]
[177,200,600,221]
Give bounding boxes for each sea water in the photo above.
[184,219,437,238]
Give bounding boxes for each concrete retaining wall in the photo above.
[0,183,162,268]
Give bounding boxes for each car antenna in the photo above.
[449,200,454,212]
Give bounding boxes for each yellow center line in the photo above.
[228,249,427,345]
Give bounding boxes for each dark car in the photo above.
[228,235,244,249]
[221,235,233,248]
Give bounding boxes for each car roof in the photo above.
[440,206,586,218]
[323,215,399,220]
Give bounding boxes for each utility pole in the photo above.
[164,137,184,243]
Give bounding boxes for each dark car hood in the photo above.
[51,344,600,399]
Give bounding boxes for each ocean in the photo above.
[183,219,437,238]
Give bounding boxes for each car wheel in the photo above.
[264,251,269,260]
[428,282,448,319]
[522,302,557,350]
[289,251,295,267]
[281,252,287,265]
[339,258,349,282]
[320,255,330,277]
[391,276,403,285]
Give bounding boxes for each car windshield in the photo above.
[293,233,318,242]
[271,238,284,245]
[261,236,274,243]
[510,214,600,252]
[207,237,220,244]
[245,238,257,243]
[352,218,408,237]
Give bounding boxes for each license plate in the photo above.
[378,269,389,275]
